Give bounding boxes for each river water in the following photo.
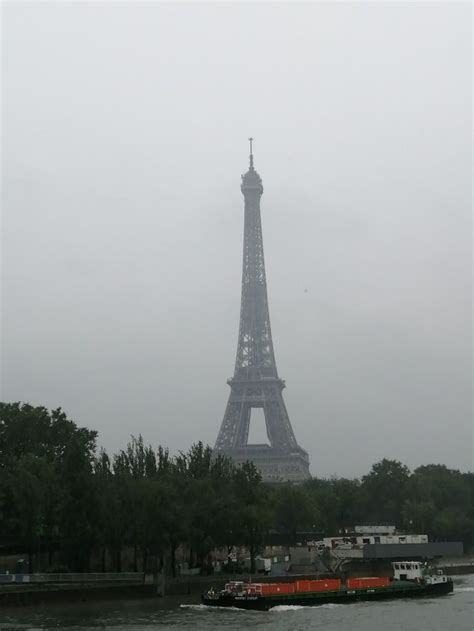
[0,575,472,631]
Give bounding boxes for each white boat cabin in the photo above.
[392,561,422,581]
[392,561,449,585]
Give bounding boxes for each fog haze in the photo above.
[2,2,472,477]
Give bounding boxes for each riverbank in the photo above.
[0,574,314,606]
[2,559,473,607]
[0,582,157,607]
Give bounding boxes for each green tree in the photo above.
[233,462,271,572]
[57,435,98,570]
[0,403,98,571]
[6,455,55,571]
[271,483,318,543]
[303,478,340,534]
[0,402,96,464]
[407,465,474,545]
[361,459,410,525]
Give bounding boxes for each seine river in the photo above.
[1,575,472,631]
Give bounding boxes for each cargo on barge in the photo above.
[201,561,453,610]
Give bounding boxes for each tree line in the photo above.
[0,403,472,573]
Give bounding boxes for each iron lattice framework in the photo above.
[214,140,310,482]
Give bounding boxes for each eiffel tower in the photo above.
[214,140,311,482]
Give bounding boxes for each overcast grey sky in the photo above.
[2,2,472,477]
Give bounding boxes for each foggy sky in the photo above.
[2,2,472,477]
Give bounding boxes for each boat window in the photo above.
[401,564,406,570]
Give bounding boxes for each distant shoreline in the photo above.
[1,563,473,607]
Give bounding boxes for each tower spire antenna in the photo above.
[248,137,254,169]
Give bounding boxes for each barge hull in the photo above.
[202,580,453,611]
